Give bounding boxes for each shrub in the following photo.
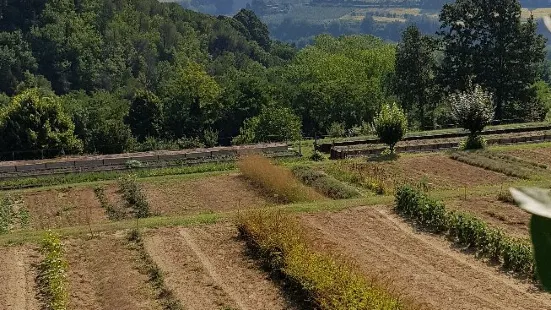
[459,135,486,150]
[374,102,408,153]
[233,106,302,144]
[38,231,68,310]
[292,166,360,200]
[395,186,534,278]
[327,122,346,138]
[238,155,323,203]
[448,83,494,149]
[310,150,325,162]
[117,174,151,218]
[202,128,219,147]
[237,210,407,310]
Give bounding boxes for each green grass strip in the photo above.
[0,162,236,191]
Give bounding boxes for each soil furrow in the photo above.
[0,246,40,310]
[300,207,551,310]
[143,225,296,310]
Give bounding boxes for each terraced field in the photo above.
[0,140,550,309]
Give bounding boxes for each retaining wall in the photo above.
[3,143,289,176]
[330,132,551,159]
[318,124,551,153]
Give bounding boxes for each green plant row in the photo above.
[127,229,184,310]
[237,210,409,310]
[450,152,532,179]
[117,175,151,219]
[38,231,68,310]
[0,162,236,190]
[395,186,534,277]
[93,187,125,221]
[291,166,360,199]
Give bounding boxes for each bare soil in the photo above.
[143,224,297,310]
[300,207,551,310]
[396,154,512,188]
[0,246,40,310]
[140,174,270,216]
[21,187,108,230]
[446,196,530,239]
[65,234,159,310]
[507,148,551,166]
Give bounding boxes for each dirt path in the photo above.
[300,207,551,310]
[0,246,40,310]
[65,235,159,310]
[143,224,296,310]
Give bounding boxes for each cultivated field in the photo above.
[1,139,551,309]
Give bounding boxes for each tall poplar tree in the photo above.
[394,25,438,128]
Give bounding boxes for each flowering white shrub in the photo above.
[449,84,495,135]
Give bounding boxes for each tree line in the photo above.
[0,0,549,159]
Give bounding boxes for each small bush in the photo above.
[117,175,151,218]
[497,190,515,204]
[327,122,346,138]
[125,160,144,169]
[374,102,408,153]
[292,166,360,199]
[310,150,325,162]
[460,135,486,150]
[395,186,534,278]
[238,155,323,203]
[38,231,68,310]
[237,210,407,310]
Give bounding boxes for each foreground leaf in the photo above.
[530,215,551,291]
[510,188,551,218]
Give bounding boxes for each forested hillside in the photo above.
[0,0,549,160]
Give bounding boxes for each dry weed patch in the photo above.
[237,210,413,310]
[238,155,323,203]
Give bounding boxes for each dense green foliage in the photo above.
[0,0,549,158]
[395,186,535,278]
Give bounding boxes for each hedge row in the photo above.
[237,210,410,310]
[291,166,361,199]
[395,186,534,277]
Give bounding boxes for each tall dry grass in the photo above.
[237,210,414,310]
[238,155,323,203]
